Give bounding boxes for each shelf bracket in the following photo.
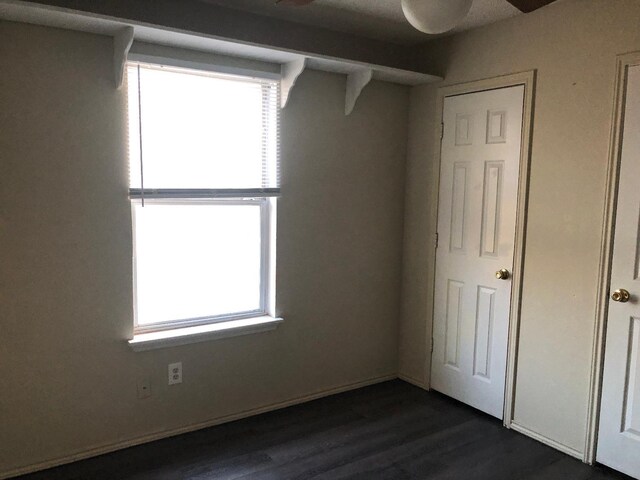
[345,68,373,115]
[281,57,306,108]
[114,26,134,89]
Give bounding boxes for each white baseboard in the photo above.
[0,373,396,480]
[510,422,584,460]
[398,373,429,390]
[5,377,591,479]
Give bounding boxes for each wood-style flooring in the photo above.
[15,380,633,480]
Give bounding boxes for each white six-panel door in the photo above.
[597,65,640,479]
[432,86,524,419]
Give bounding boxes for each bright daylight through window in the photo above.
[127,62,280,333]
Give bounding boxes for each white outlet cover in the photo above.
[137,377,151,399]
[168,362,182,385]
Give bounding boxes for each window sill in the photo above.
[128,315,283,352]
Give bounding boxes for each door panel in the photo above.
[623,317,640,437]
[481,161,503,257]
[450,163,468,252]
[598,65,640,479]
[474,285,496,380]
[445,279,464,368]
[432,86,524,419]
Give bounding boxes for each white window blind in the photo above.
[127,63,280,197]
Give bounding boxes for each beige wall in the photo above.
[400,0,640,455]
[6,0,637,473]
[0,21,409,477]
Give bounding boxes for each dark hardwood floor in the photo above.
[16,380,632,480]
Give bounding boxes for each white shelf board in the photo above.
[0,0,442,87]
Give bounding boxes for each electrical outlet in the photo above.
[168,362,182,385]
[137,376,151,399]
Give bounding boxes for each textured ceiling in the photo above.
[199,0,522,45]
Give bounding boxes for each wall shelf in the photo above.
[0,0,443,114]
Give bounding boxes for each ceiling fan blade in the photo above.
[505,0,556,13]
[275,0,315,5]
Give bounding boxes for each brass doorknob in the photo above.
[611,289,630,303]
[496,269,510,280]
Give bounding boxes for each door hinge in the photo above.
[435,232,439,249]
[440,122,444,140]
[430,338,434,354]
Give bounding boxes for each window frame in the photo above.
[127,60,280,336]
[131,196,274,334]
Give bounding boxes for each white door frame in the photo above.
[427,71,536,428]
[586,51,640,465]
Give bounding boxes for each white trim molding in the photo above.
[128,315,283,352]
[428,71,536,429]
[585,50,640,465]
[398,373,429,390]
[511,422,583,460]
[0,374,396,480]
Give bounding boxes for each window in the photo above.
[127,62,279,334]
